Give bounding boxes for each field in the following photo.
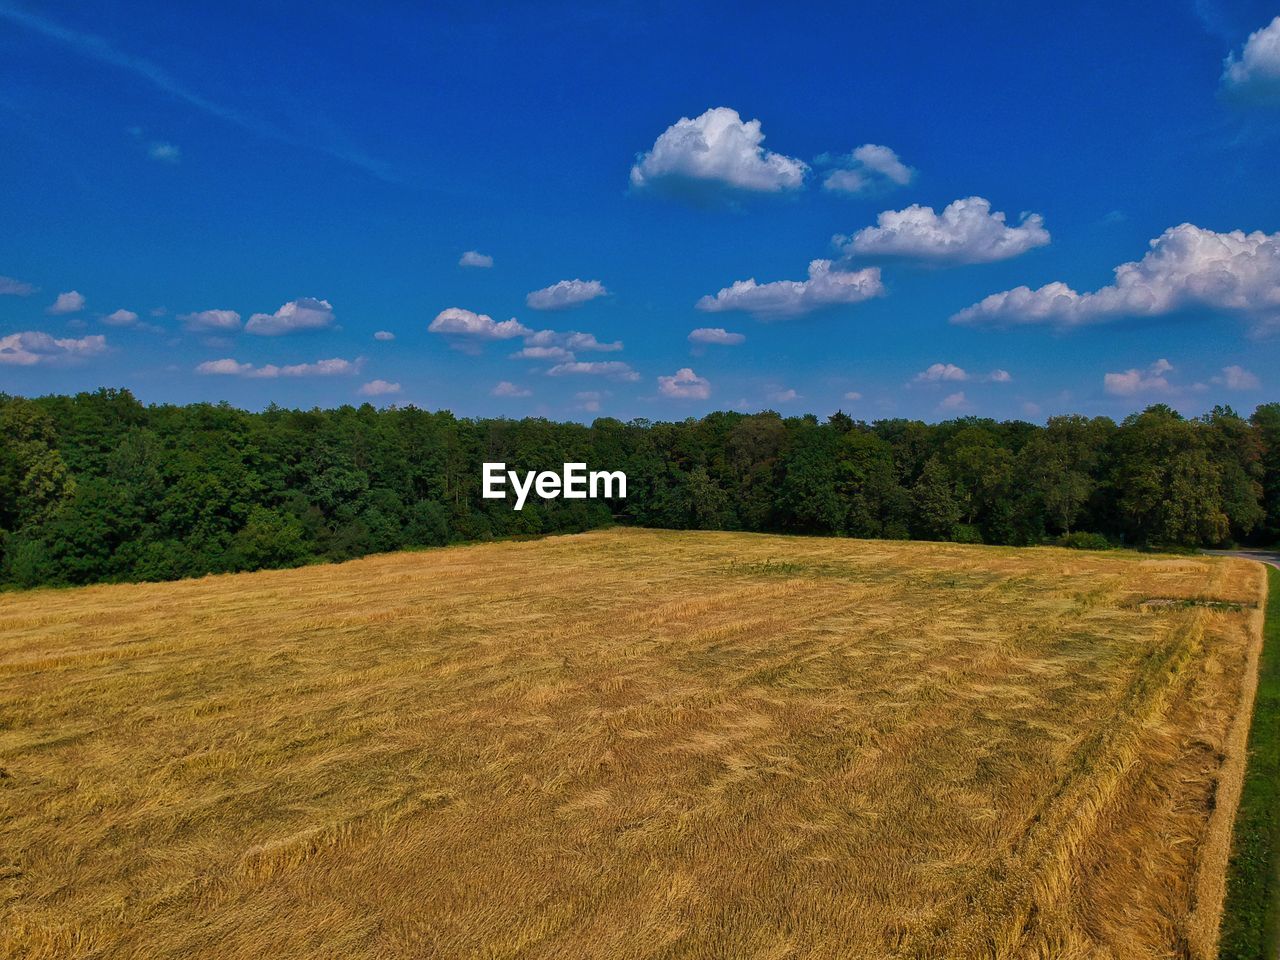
[0,529,1268,960]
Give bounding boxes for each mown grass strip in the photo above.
[1221,565,1280,960]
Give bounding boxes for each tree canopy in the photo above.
[2,390,1275,589]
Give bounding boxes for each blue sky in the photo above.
[2,0,1279,422]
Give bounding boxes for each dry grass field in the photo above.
[0,528,1268,960]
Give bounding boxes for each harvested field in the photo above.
[0,528,1268,959]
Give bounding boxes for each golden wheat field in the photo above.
[0,529,1269,960]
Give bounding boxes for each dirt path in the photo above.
[1206,549,1280,571]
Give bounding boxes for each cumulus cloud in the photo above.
[459,250,494,268]
[195,358,253,375]
[952,224,1280,330]
[492,380,532,398]
[658,367,711,399]
[820,144,915,195]
[196,357,363,378]
[696,260,885,319]
[630,107,807,197]
[1222,15,1280,103]
[912,363,1011,385]
[245,297,337,336]
[0,275,36,296]
[149,141,180,162]
[839,197,1050,264]
[511,345,575,361]
[47,290,86,314]
[913,362,969,383]
[0,330,107,365]
[939,391,968,410]
[526,279,608,310]
[547,360,640,381]
[1104,359,1174,396]
[768,388,800,403]
[180,308,242,333]
[513,328,623,363]
[522,329,622,353]
[1219,364,1261,390]
[688,327,745,345]
[373,330,395,341]
[428,307,531,340]
[358,379,401,397]
[102,308,139,327]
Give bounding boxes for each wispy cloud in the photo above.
[0,2,397,183]
[148,141,181,163]
[0,274,36,296]
[195,356,364,378]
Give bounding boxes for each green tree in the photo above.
[1109,406,1228,546]
[910,457,961,541]
[229,506,309,570]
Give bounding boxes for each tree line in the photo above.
[2,388,1278,588]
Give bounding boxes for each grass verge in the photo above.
[1221,564,1280,959]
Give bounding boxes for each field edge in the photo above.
[1220,564,1280,960]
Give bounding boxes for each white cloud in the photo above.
[696,259,885,319]
[459,250,494,268]
[1222,16,1280,103]
[0,275,36,296]
[526,279,608,310]
[196,357,363,378]
[575,390,604,413]
[428,307,531,340]
[260,358,361,378]
[768,388,800,403]
[630,107,807,196]
[523,329,621,352]
[844,391,863,401]
[939,391,968,410]
[513,328,623,362]
[1104,359,1174,396]
[565,331,620,351]
[358,379,401,397]
[492,381,532,397]
[839,197,1049,264]
[149,141,180,162]
[373,330,395,341]
[103,308,139,326]
[911,363,1010,386]
[511,345,575,361]
[658,367,711,399]
[821,144,915,194]
[952,224,1280,330]
[47,290,85,314]
[914,362,969,383]
[195,358,253,376]
[246,297,337,336]
[1220,364,1260,390]
[688,327,745,345]
[181,308,242,333]
[547,360,640,381]
[0,331,106,365]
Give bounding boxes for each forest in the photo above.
[1,388,1278,588]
